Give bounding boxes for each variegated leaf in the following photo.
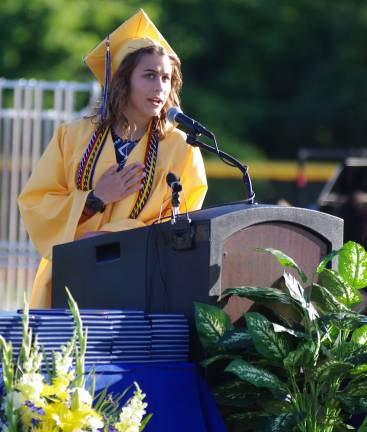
[319,269,362,308]
[194,302,233,351]
[245,312,290,364]
[225,358,285,391]
[338,241,367,290]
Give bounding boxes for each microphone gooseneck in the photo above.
[167,107,255,204]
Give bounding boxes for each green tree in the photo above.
[0,0,160,81]
[161,0,367,157]
[1,0,367,159]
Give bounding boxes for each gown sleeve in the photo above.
[179,146,208,212]
[18,123,89,260]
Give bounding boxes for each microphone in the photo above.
[166,172,182,223]
[166,172,182,193]
[166,172,193,249]
[167,107,214,139]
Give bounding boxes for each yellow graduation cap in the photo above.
[84,9,176,85]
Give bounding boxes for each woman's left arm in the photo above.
[179,145,208,212]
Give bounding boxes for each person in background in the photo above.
[18,9,207,308]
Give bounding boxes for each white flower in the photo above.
[54,350,73,377]
[52,413,61,426]
[3,391,23,410]
[0,417,8,432]
[85,414,104,431]
[23,349,43,373]
[18,372,44,391]
[114,383,147,432]
[16,372,44,402]
[72,387,93,406]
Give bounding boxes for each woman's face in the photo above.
[125,52,173,126]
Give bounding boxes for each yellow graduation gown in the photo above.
[18,117,207,308]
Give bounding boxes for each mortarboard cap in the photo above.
[84,9,176,85]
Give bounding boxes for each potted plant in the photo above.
[195,241,367,431]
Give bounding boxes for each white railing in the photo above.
[0,78,100,310]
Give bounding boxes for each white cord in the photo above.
[157,197,172,223]
[181,187,191,222]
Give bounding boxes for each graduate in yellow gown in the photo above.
[18,10,207,308]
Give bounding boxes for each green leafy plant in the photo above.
[195,241,367,432]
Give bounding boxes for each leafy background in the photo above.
[1,0,367,205]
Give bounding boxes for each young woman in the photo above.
[18,10,207,308]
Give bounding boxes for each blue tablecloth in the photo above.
[91,362,227,432]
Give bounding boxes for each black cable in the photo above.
[153,223,170,312]
[144,217,170,313]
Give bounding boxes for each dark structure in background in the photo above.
[318,158,367,249]
[298,149,367,249]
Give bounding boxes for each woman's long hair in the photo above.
[96,45,182,139]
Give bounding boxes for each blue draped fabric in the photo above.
[91,362,227,432]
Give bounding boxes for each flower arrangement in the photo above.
[0,288,151,432]
[195,241,367,431]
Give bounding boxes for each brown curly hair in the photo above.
[98,45,182,139]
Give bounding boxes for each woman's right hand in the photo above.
[94,162,145,204]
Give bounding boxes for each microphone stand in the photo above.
[166,173,194,250]
[186,133,256,204]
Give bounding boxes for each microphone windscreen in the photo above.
[167,106,182,124]
[166,172,179,187]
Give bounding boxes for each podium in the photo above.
[52,203,343,323]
